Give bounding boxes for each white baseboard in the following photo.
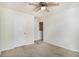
[45,41,79,53]
[0,42,34,52]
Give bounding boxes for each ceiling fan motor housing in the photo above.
[40,2,47,6]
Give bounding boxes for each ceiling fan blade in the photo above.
[34,7,41,12]
[29,3,38,6]
[33,6,39,11]
[47,2,60,7]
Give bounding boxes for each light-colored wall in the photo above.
[44,7,79,52]
[0,6,34,51]
[1,5,79,52]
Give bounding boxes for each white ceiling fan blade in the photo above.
[29,3,38,6]
[34,7,41,12]
[47,2,60,7]
[33,6,39,11]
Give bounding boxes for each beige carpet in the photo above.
[0,42,79,57]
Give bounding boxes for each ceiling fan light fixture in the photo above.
[41,6,46,11]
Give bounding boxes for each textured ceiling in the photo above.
[0,2,79,17]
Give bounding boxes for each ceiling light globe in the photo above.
[41,6,46,11]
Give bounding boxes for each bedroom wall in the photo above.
[1,5,79,52]
[0,6,34,51]
[44,7,79,52]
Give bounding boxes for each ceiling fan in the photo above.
[29,2,60,12]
